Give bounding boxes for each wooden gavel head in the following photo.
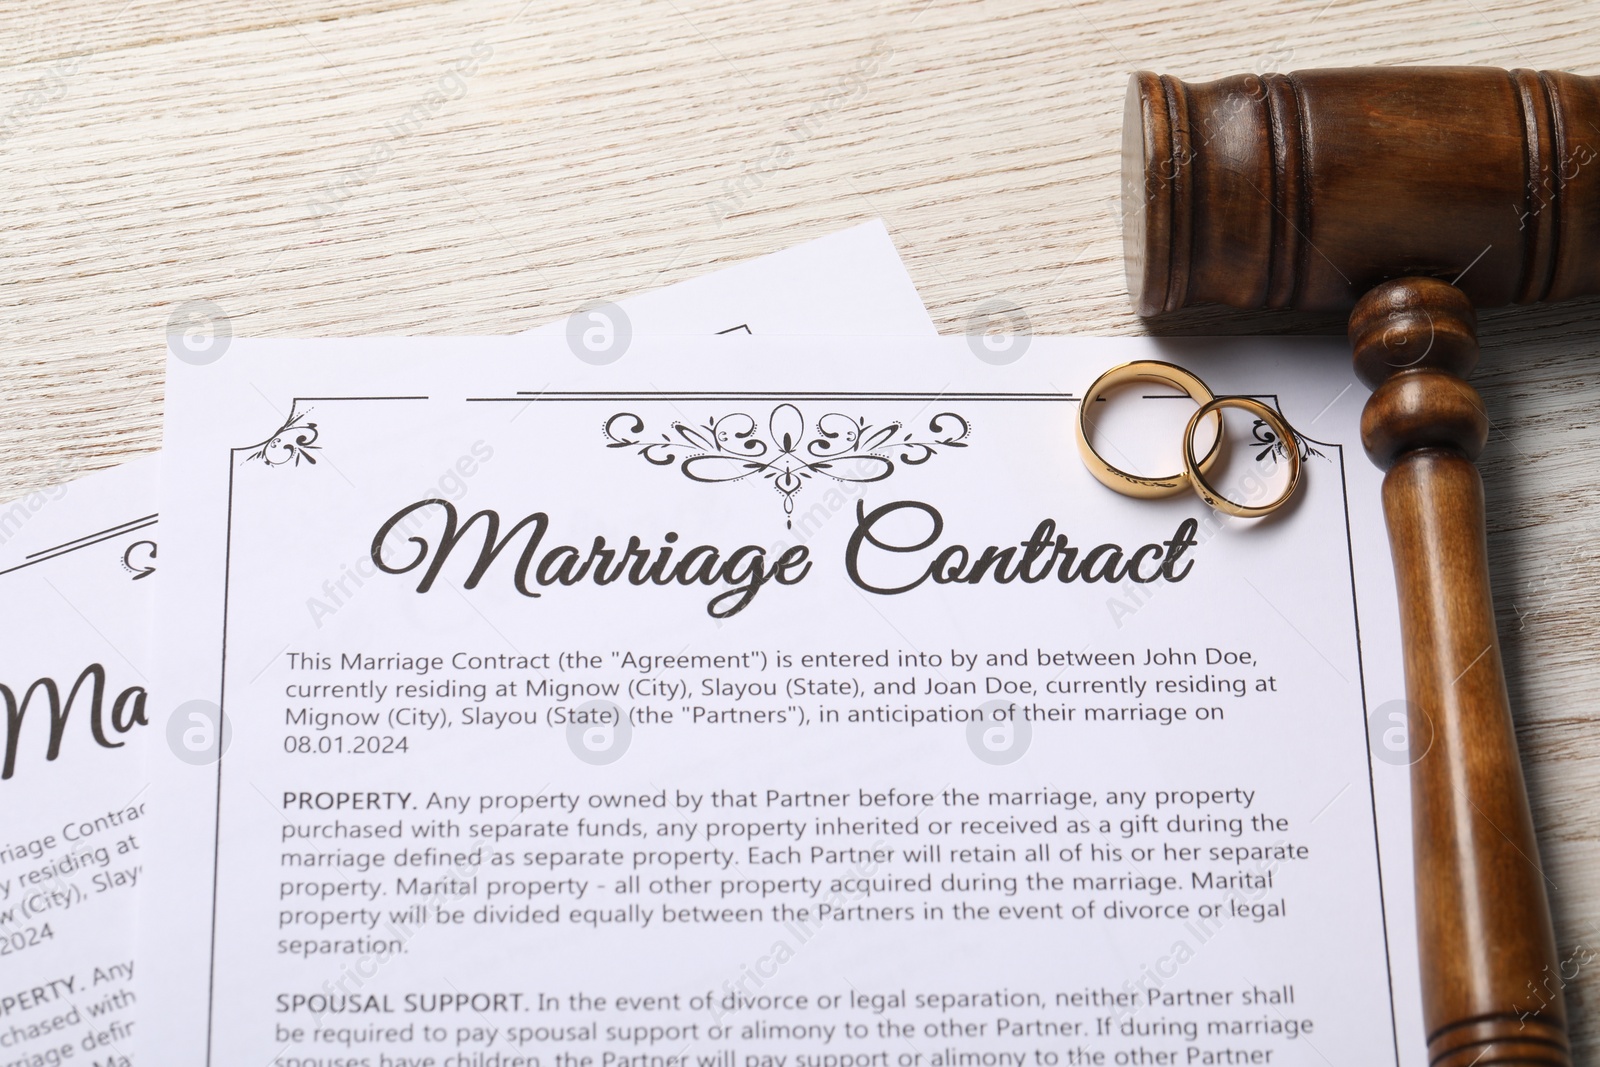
[1122,66,1600,315]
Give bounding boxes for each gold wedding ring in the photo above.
[1076,360,1223,498]
[1182,396,1302,518]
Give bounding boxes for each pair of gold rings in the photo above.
[1074,360,1302,518]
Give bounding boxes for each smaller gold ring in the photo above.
[1182,397,1303,518]
[1076,360,1223,498]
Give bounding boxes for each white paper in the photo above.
[521,221,936,339]
[146,336,1423,1065]
[0,457,156,1067]
[1,222,934,1066]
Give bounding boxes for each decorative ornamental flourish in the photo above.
[243,404,320,467]
[1251,417,1325,463]
[603,403,970,526]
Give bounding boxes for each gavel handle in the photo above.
[1353,279,1569,1066]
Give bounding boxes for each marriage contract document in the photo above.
[143,337,1420,1066]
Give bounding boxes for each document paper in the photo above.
[2,221,935,1067]
[0,458,156,1067]
[146,336,1422,1065]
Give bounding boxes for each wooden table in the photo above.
[3,0,1595,1053]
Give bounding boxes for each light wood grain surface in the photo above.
[3,0,1597,1053]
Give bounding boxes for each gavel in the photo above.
[1122,67,1599,1066]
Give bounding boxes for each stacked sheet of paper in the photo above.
[0,222,1426,1067]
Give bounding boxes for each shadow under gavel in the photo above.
[1123,66,1599,1067]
